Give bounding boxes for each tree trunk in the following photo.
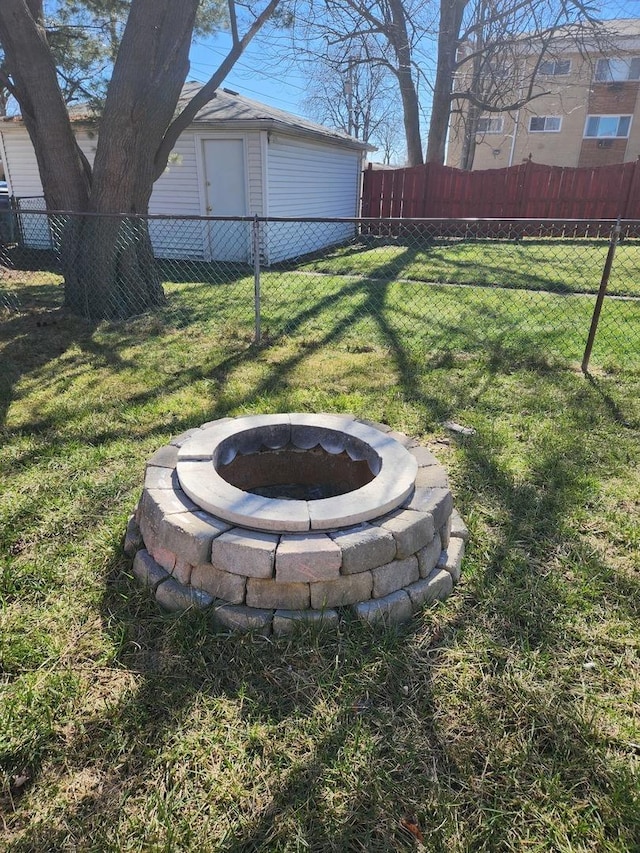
[459,104,479,169]
[62,0,200,317]
[0,0,90,210]
[0,0,281,321]
[426,0,468,164]
[61,215,166,320]
[387,0,423,166]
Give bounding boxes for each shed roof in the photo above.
[0,83,374,151]
[183,84,374,151]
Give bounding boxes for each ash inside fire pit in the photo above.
[218,446,376,500]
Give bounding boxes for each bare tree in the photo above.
[302,39,402,158]
[288,0,432,165]
[426,0,605,165]
[0,0,280,319]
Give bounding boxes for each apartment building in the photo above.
[446,18,640,170]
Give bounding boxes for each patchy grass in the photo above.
[0,272,639,852]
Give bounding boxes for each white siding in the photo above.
[246,132,264,215]
[0,126,98,197]
[266,135,361,263]
[148,132,205,258]
[149,133,200,215]
[0,126,205,257]
[1,123,365,264]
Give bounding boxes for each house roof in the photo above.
[182,84,374,151]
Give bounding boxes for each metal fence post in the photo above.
[581,219,622,373]
[252,214,261,344]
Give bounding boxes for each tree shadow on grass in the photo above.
[7,377,640,851]
[295,237,601,295]
[9,449,639,852]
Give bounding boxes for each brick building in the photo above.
[446,18,640,170]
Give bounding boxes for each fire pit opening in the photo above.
[216,429,378,501]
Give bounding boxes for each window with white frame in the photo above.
[529,116,562,132]
[584,115,632,138]
[595,57,640,82]
[476,116,504,134]
[539,58,571,75]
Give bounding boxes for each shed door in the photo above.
[203,139,248,262]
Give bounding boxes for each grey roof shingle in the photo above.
[182,83,373,150]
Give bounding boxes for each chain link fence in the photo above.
[1,206,639,370]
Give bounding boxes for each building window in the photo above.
[539,58,571,75]
[595,57,640,82]
[529,116,562,132]
[584,115,632,138]
[476,117,504,134]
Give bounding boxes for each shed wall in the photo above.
[265,135,362,263]
[1,124,365,264]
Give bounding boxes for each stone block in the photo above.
[417,532,442,578]
[409,446,441,467]
[144,465,180,491]
[211,603,273,635]
[353,590,413,626]
[246,578,310,610]
[149,545,176,572]
[403,487,453,532]
[309,571,373,609]
[172,559,193,585]
[273,608,340,635]
[154,510,230,566]
[191,563,246,604]
[155,577,213,612]
[132,549,169,590]
[123,515,143,558]
[236,422,290,454]
[437,537,465,583]
[329,523,396,574]
[276,534,341,583]
[439,515,452,549]
[199,417,233,430]
[414,465,449,489]
[211,528,279,578]
[289,413,356,450]
[406,568,453,610]
[450,508,470,541]
[379,509,435,559]
[387,430,419,448]
[177,459,310,532]
[355,418,392,433]
[371,555,419,598]
[146,444,178,469]
[139,488,199,535]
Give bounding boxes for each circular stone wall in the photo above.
[124,414,468,634]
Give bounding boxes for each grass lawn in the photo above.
[0,269,639,852]
[292,236,640,298]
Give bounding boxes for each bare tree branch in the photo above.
[153,0,281,179]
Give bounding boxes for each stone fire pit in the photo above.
[124,414,468,634]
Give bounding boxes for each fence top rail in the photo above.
[8,206,640,228]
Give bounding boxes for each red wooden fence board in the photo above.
[362,160,640,224]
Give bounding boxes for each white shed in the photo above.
[0,86,372,264]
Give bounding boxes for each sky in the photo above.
[189,29,309,118]
[189,0,640,121]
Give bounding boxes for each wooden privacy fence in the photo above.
[361,158,640,223]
